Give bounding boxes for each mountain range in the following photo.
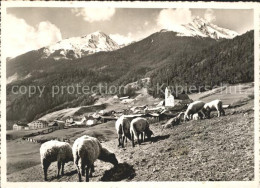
[9,17,238,63]
[6,17,253,124]
[177,17,238,39]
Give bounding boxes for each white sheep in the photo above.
[40,140,73,181]
[203,99,225,118]
[184,101,206,121]
[72,135,118,182]
[115,115,131,148]
[130,117,153,147]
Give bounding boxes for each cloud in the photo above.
[109,33,133,45]
[72,8,115,22]
[204,9,216,23]
[157,8,193,33]
[6,14,62,58]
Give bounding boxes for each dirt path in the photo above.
[7,104,254,182]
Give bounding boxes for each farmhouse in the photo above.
[86,117,98,126]
[13,122,29,130]
[65,116,74,125]
[28,120,48,129]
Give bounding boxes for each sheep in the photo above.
[115,115,131,148]
[72,135,118,182]
[40,140,73,181]
[130,117,153,147]
[184,101,206,121]
[162,111,186,129]
[203,99,225,118]
[192,112,202,120]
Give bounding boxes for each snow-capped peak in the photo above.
[41,31,120,60]
[166,17,238,39]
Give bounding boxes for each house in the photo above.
[86,118,98,126]
[165,87,175,107]
[28,120,48,130]
[13,122,29,130]
[119,96,129,100]
[65,117,74,125]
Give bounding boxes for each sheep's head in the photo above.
[100,148,118,166]
[146,129,154,139]
[108,153,118,166]
[184,114,189,121]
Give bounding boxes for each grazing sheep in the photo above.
[184,101,206,121]
[115,115,131,148]
[72,135,118,182]
[162,112,184,129]
[192,112,204,120]
[203,99,225,118]
[40,140,73,181]
[130,117,153,147]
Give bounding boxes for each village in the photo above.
[6,82,254,182]
[12,87,190,137]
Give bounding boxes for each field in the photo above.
[6,83,254,182]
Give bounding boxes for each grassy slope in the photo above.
[7,99,254,182]
[189,82,254,104]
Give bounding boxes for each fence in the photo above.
[22,126,63,143]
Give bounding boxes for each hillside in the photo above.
[148,30,254,98]
[6,98,254,182]
[6,30,253,123]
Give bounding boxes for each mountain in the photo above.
[148,30,253,98]
[6,29,253,124]
[164,17,238,39]
[39,31,120,60]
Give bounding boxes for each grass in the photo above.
[189,82,254,104]
[6,128,49,140]
[6,121,118,175]
[6,82,254,181]
[7,140,41,175]
[7,101,254,181]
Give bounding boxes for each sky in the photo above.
[5,8,253,57]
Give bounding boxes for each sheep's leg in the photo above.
[131,132,135,147]
[57,161,61,178]
[217,110,221,117]
[140,132,144,143]
[221,109,225,116]
[200,109,206,119]
[44,167,48,181]
[137,133,141,145]
[89,164,94,177]
[78,172,82,182]
[85,166,90,182]
[122,136,125,148]
[43,160,50,181]
[76,166,82,182]
[206,110,211,119]
[118,136,121,147]
[61,162,65,176]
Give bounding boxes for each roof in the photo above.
[14,123,28,127]
[49,122,58,126]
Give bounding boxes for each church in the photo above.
[165,87,175,107]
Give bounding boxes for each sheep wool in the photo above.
[40,140,73,181]
[72,135,118,182]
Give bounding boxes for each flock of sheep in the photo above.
[40,136,118,182]
[183,99,225,121]
[39,99,225,182]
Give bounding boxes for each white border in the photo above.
[1,1,259,188]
